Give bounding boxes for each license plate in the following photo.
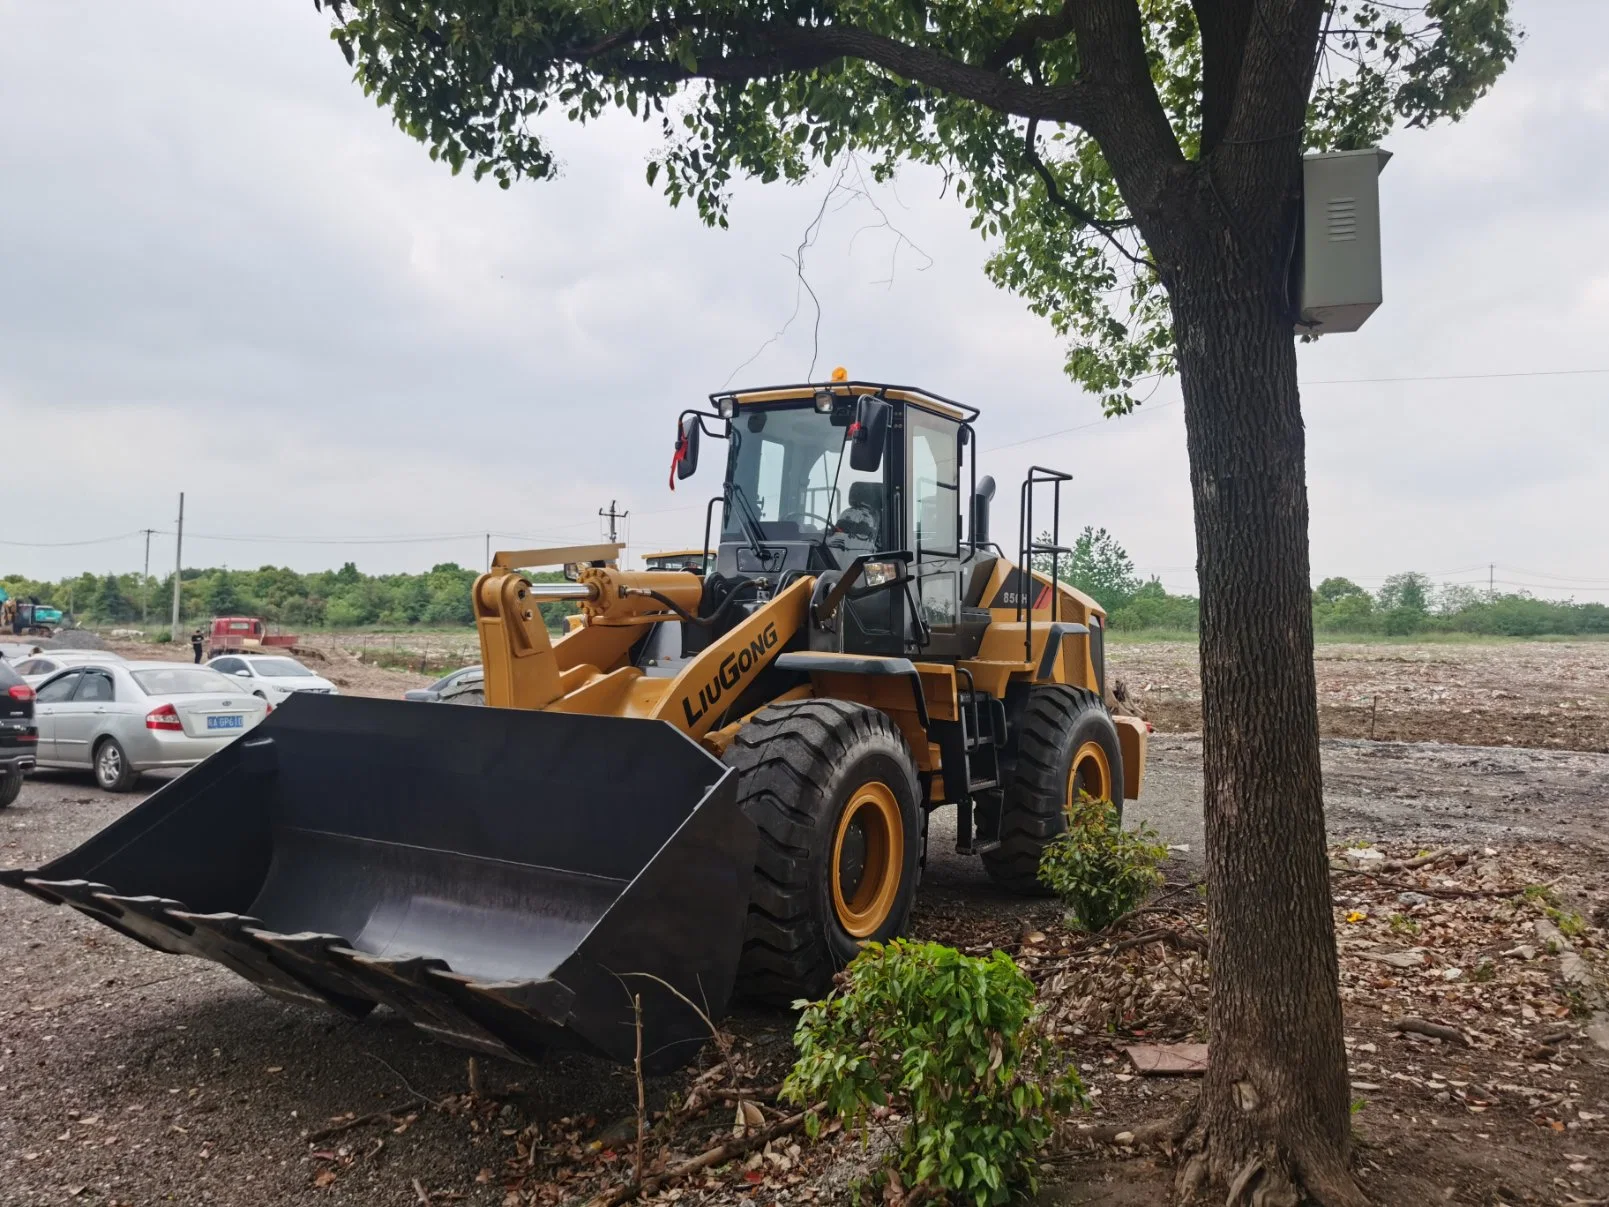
[207,714,244,731]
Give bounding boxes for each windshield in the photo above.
[132,668,240,696]
[247,658,314,677]
[724,405,885,551]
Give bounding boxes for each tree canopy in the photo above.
[319,0,1516,409]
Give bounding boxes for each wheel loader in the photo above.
[2,377,1146,1073]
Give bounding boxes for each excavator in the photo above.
[2,375,1146,1073]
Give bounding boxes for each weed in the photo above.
[1388,913,1420,937]
[784,940,1084,1207]
[1546,907,1587,939]
[1037,796,1168,931]
[1471,960,1496,983]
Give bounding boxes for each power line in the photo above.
[0,530,148,548]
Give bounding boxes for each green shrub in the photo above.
[153,629,173,644]
[1037,796,1168,931]
[783,940,1083,1206]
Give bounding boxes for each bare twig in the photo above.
[1391,1016,1472,1048]
[1108,928,1207,956]
[632,993,646,1187]
[411,1176,431,1205]
[615,970,736,1085]
[361,1052,450,1111]
[306,1109,403,1143]
[583,1104,823,1207]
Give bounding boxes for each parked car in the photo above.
[15,649,128,687]
[403,664,484,704]
[30,661,268,792]
[0,658,36,808]
[205,654,339,704]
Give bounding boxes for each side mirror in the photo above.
[971,474,997,546]
[235,669,251,678]
[673,414,700,482]
[848,396,891,473]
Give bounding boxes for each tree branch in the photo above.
[1191,0,1255,155]
[984,0,1077,72]
[1022,116,1155,275]
[562,22,1098,125]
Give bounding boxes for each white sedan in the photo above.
[13,649,127,687]
[31,661,268,791]
[206,654,339,704]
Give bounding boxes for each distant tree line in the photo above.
[9,548,1606,640]
[1042,530,1609,638]
[1,563,576,632]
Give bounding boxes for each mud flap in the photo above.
[0,695,751,1073]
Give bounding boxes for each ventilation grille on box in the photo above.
[1327,196,1358,242]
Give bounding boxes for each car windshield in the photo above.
[723,404,885,549]
[132,668,238,695]
[248,658,314,677]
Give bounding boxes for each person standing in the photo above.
[190,628,205,664]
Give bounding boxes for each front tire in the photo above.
[725,699,922,1003]
[0,769,21,809]
[94,737,140,793]
[982,685,1125,894]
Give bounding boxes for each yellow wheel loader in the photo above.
[2,378,1146,1073]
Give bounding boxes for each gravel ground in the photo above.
[5,713,1607,1204]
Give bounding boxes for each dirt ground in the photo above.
[1114,638,1609,754]
[2,642,1607,1206]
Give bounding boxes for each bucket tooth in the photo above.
[26,880,190,955]
[170,911,374,1017]
[344,952,530,1061]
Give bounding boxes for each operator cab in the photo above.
[673,376,998,660]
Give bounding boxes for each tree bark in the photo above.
[1153,190,1365,1207]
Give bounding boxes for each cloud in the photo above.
[1,1,1606,602]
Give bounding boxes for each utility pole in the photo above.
[485,532,491,573]
[1489,563,1495,598]
[141,528,155,625]
[599,499,629,544]
[170,493,184,638]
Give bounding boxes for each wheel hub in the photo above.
[830,782,903,939]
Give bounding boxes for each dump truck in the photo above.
[2,378,1145,1073]
[206,616,301,657]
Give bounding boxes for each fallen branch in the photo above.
[711,1085,783,1103]
[1383,847,1465,871]
[1069,1118,1174,1147]
[1109,928,1207,956]
[1391,1016,1471,1048]
[411,1176,431,1205]
[583,1103,823,1207]
[306,1109,402,1143]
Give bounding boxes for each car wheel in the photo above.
[93,738,140,793]
[0,769,21,809]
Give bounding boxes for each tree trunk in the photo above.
[1165,243,1364,1207]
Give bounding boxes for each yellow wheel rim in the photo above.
[831,781,903,938]
[1066,740,1112,808]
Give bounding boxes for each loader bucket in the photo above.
[0,695,752,1073]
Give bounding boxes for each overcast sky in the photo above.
[2,2,1605,601]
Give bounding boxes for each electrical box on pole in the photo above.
[1293,148,1392,334]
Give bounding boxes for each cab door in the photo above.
[905,407,964,654]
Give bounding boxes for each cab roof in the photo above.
[711,380,978,423]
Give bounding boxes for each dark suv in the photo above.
[0,657,37,808]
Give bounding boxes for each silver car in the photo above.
[14,649,127,686]
[30,660,269,792]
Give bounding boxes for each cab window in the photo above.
[908,408,960,557]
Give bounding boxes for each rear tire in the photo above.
[0,769,21,809]
[725,699,922,1003]
[93,737,139,793]
[982,685,1125,895]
